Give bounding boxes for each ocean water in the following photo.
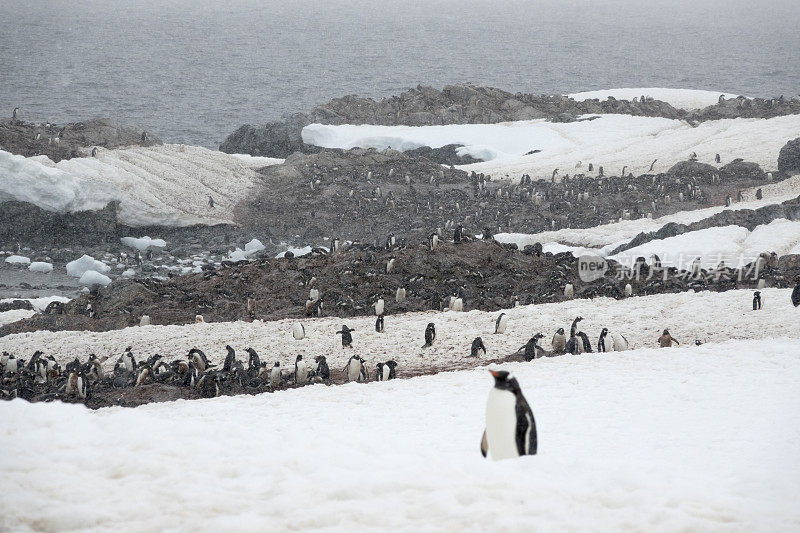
[1,0,798,148]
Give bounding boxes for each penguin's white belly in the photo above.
[292,323,305,340]
[297,366,308,384]
[347,362,360,381]
[612,332,629,351]
[485,389,520,461]
[270,369,280,387]
[496,316,508,334]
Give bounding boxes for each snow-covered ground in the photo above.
[567,88,742,109]
[302,114,799,180]
[608,219,800,268]
[2,289,796,378]
[2,336,798,531]
[0,145,281,226]
[496,174,800,251]
[0,296,70,327]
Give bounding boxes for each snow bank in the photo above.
[229,153,285,167]
[495,175,800,250]
[1,337,798,531]
[0,309,35,327]
[276,245,313,258]
[78,270,112,287]
[66,255,110,278]
[302,114,800,180]
[4,255,30,265]
[27,261,53,273]
[567,88,742,110]
[0,296,71,313]
[120,236,166,251]
[0,144,276,227]
[609,219,800,268]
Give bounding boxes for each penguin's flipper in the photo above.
[480,430,488,458]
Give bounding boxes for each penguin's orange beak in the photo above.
[489,370,500,377]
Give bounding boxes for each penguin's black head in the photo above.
[315,355,326,363]
[663,329,670,335]
[574,316,583,322]
[386,360,397,369]
[296,355,302,362]
[754,291,760,296]
[601,328,608,335]
[533,333,544,340]
[556,328,564,334]
[489,370,519,391]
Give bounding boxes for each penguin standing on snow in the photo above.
[551,328,566,353]
[294,355,310,385]
[269,362,281,389]
[375,314,385,333]
[598,328,610,352]
[345,355,368,382]
[314,356,330,381]
[752,291,762,310]
[470,337,487,358]
[336,325,355,348]
[792,281,800,307]
[521,334,544,361]
[480,370,537,460]
[422,322,436,347]
[376,360,398,381]
[494,312,508,334]
[293,322,305,340]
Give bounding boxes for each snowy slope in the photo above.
[2,288,797,378]
[0,145,281,226]
[302,114,800,180]
[2,337,799,531]
[496,174,800,250]
[608,219,800,268]
[567,88,741,109]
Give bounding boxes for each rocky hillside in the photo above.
[0,117,161,162]
[219,84,800,158]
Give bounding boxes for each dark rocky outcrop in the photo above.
[0,201,122,247]
[687,96,800,123]
[778,138,800,175]
[719,160,766,181]
[220,84,683,158]
[403,144,483,165]
[666,160,719,180]
[0,117,162,162]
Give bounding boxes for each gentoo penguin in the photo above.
[86,354,104,381]
[386,257,395,274]
[563,284,574,299]
[428,233,439,252]
[577,332,593,353]
[470,337,487,358]
[624,283,633,297]
[246,348,261,377]
[309,288,320,302]
[12,107,19,120]
[481,370,537,460]
[345,355,367,382]
[756,188,763,200]
[77,370,90,400]
[195,315,205,323]
[269,362,281,389]
[336,325,355,348]
[611,332,630,351]
[294,355,310,385]
[658,329,680,347]
[451,297,464,312]
[375,314,385,333]
[223,345,236,372]
[135,365,151,387]
[453,224,464,243]
[521,334,544,361]
[293,322,305,340]
[208,196,215,209]
[122,349,136,373]
[570,316,583,338]
[494,312,508,334]
[598,328,610,352]
[422,322,436,347]
[792,282,800,307]
[373,298,385,316]
[247,298,257,318]
[188,348,211,372]
[551,328,566,353]
[314,355,330,381]
[395,287,406,302]
[91,147,98,157]
[715,153,721,163]
[139,315,151,326]
[376,361,395,381]
[752,291,762,310]
[141,131,148,143]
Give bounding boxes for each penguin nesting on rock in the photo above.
[222,345,237,372]
[480,370,537,460]
[422,323,436,348]
[314,356,330,382]
[188,348,212,373]
[336,325,355,348]
[294,355,310,385]
[470,337,487,358]
[269,362,281,389]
